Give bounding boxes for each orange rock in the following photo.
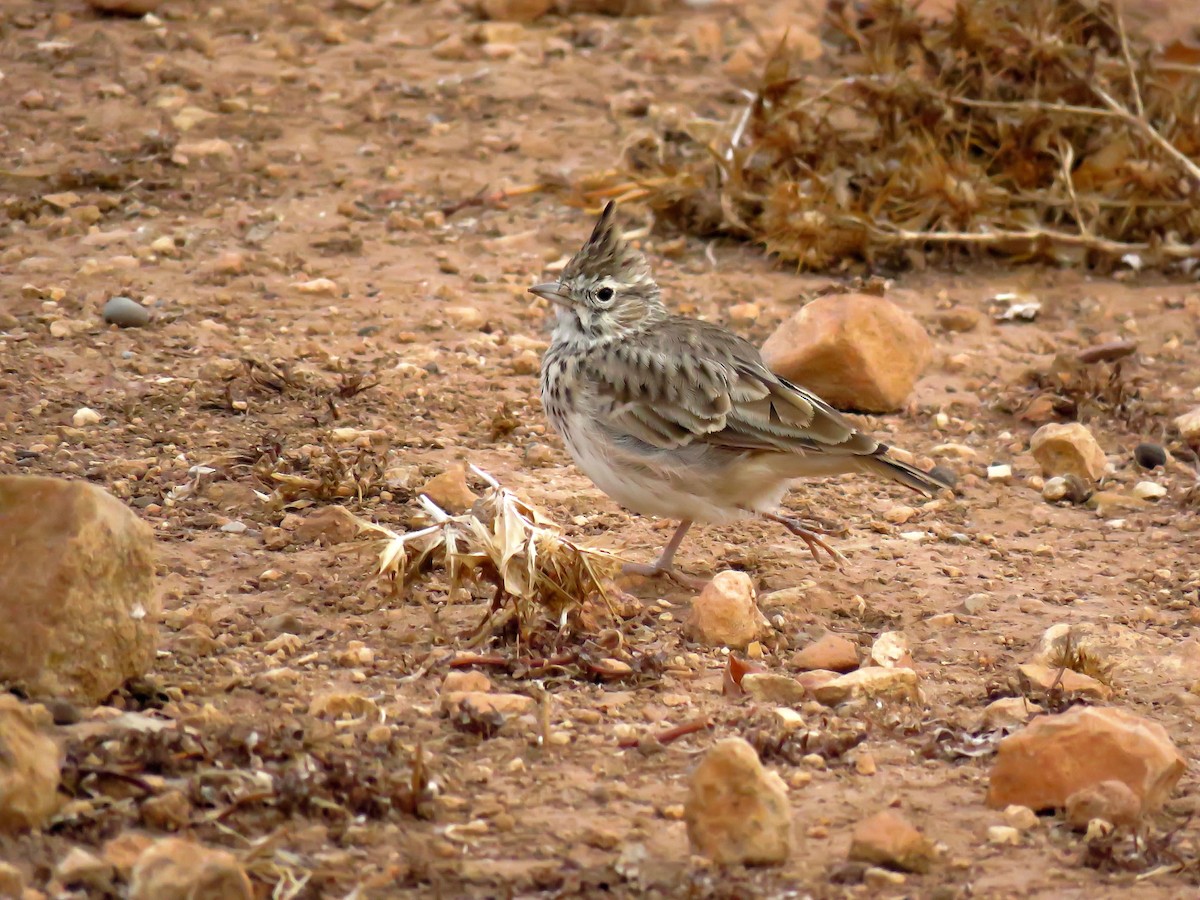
[129,838,252,900]
[986,707,1185,815]
[477,0,552,22]
[1016,663,1111,700]
[685,738,791,866]
[760,294,933,412]
[684,571,768,649]
[1030,423,1107,482]
[0,476,157,703]
[811,667,921,706]
[848,810,937,873]
[0,696,62,833]
[421,463,479,513]
[791,633,859,672]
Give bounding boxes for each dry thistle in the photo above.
[599,0,1200,272]
[352,467,622,640]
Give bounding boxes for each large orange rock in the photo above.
[760,294,933,412]
[0,476,158,703]
[986,706,1185,817]
[685,738,791,866]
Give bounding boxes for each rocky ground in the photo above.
[1,0,1199,897]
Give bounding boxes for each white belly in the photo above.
[559,413,791,524]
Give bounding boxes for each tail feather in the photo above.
[859,453,952,497]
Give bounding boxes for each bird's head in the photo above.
[529,201,666,338]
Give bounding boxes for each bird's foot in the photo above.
[621,561,710,591]
[765,513,848,569]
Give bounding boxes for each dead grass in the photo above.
[600,0,1200,271]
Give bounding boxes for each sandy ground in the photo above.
[1,0,1200,896]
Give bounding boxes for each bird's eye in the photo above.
[596,287,615,303]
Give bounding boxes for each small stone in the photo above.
[795,670,838,693]
[1003,805,1039,831]
[986,463,1012,483]
[102,296,151,328]
[1064,780,1141,830]
[741,673,806,705]
[476,0,553,22]
[868,631,911,668]
[1016,663,1111,700]
[421,463,479,514]
[980,698,1043,731]
[0,695,63,833]
[441,670,493,699]
[986,706,1186,816]
[0,477,157,703]
[811,667,920,706]
[929,464,957,489]
[140,789,192,831]
[129,838,252,900]
[1030,422,1107,483]
[863,866,907,887]
[1132,481,1166,501]
[1042,476,1069,501]
[72,407,102,427]
[728,302,760,325]
[684,571,768,650]
[791,633,859,673]
[1133,442,1167,469]
[55,847,114,891]
[441,691,535,718]
[509,349,540,375]
[936,307,980,332]
[760,294,933,413]
[986,825,1021,846]
[291,278,338,295]
[444,305,485,329]
[854,752,878,776]
[1174,407,1200,443]
[848,810,936,873]
[1041,473,1091,504]
[293,506,360,545]
[86,0,161,13]
[308,691,379,719]
[685,738,791,866]
[0,862,24,896]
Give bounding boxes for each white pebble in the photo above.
[987,464,1013,482]
[987,825,1021,846]
[72,407,101,427]
[1132,481,1166,501]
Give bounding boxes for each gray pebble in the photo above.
[102,296,150,328]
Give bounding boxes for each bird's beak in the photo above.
[528,282,571,307]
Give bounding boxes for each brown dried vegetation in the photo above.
[610,0,1200,271]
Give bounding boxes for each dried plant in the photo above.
[597,0,1200,271]
[352,467,622,641]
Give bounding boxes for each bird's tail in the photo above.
[858,452,952,497]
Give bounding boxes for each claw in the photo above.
[764,513,848,570]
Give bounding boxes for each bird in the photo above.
[529,201,949,587]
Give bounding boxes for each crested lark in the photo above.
[530,202,949,586]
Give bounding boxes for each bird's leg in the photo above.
[761,511,847,569]
[621,520,707,588]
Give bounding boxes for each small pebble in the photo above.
[986,463,1012,483]
[1132,481,1166,501]
[102,296,150,328]
[1004,805,1039,831]
[1133,442,1167,469]
[72,407,101,427]
[987,825,1021,846]
[220,521,248,534]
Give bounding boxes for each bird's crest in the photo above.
[562,201,654,286]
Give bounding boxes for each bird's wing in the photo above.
[583,318,882,458]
